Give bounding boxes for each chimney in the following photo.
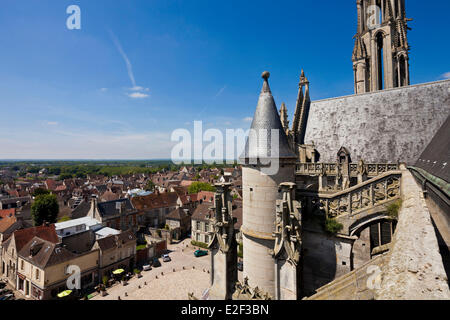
[90,195,98,217]
[15,211,23,222]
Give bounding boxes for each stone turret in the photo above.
[239,71,297,297]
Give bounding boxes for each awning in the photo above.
[112,269,125,275]
[57,290,72,298]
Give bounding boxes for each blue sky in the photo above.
[0,0,449,159]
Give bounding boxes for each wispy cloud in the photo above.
[130,86,150,92]
[99,88,108,92]
[243,117,253,122]
[128,92,149,99]
[46,121,59,126]
[441,72,450,80]
[214,85,227,98]
[108,30,150,98]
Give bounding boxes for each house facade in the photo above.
[92,230,136,280]
[1,224,59,288]
[16,237,99,300]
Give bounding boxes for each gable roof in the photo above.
[131,192,178,211]
[0,208,15,219]
[9,224,59,252]
[96,230,136,251]
[18,236,76,269]
[167,207,189,221]
[196,191,215,203]
[96,198,136,218]
[71,200,91,219]
[0,216,18,234]
[191,203,214,221]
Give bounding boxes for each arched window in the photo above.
[399,55,406,86]
[376,32,385,90]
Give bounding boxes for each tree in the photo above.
[188,182,216,194]
[31,194,59,226]
[145,180,155,192]
[32,188,51,197]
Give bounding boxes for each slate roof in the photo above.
[191,203,214,222]
[167,207,189,221]
[97,198,136,217]
[415,114,450,182]
[240,72,296,161]
[96,230,136,251]
[70,200,91,219]
[18,236,76,269]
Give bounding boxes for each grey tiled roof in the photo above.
[240,72,296,161]
[97,198,136,217]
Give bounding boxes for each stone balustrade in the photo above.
[295,162,399,177]
[319,171,402,220]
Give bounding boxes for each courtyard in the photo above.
[92,238,243,300]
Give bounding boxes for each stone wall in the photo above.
[375,169,450,299]
[302,228,353,297]
[304,80,450,164]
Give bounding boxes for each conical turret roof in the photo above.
[240,71,296,161]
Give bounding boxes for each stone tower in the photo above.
[352,0,411,94]
[239,71,297,297]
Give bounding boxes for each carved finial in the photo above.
[261,71,270,80]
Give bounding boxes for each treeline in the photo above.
[1,160,238,179]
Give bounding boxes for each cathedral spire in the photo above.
[353,0,411,94]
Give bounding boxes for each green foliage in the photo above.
[164,224,170,230]
[59,173,73,180]
[238,242,243,258]
[32,188,50,197]
[57,216,71,223]
[387,200,402,219]
[31,194,59,226]
[191,240,208,249]
[145,180,155,192]
[324,218,343,235]
[232,194,239,199]
[136,244,147,251]
[134,268,141,274]
[102,276,108,286]
[188,182,216,194]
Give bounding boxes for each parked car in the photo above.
[143,264,152,271]
[237,261,243,271]
[152,257,161,267]
[194,249,208,257]
[162,254,171,262]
